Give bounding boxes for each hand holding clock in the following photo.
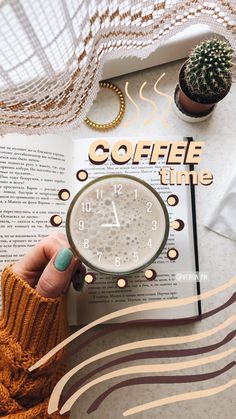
[12,232,81,297]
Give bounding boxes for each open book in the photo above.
[0,134,201,324]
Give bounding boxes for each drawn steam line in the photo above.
[61,329,236,408]
[29,276,236,372]
[49,317,236,413]
[67,292,236,359]
[123,379,236,417]
[123,82,140,127]
[58,348,236,414]
[123,75,172,128]
[87,362,236,413]
[154,72,173,128]
[139,81,157,125]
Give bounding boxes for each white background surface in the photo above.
[68,58,236,419]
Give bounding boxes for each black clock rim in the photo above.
[66,174,170,275]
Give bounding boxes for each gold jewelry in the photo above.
[84,81,125,130]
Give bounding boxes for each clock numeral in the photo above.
[133,251,139,262]
[146,201,153,212]
[114,184,123,195]
[78,220,84,230]
[97,251,102,261]
[81,201,91,213]
[147,239,152,248]
[96,189,103,199]
[134,189,138,200]
[115,256,121,267]
[151,220,157,230]
[83,239,89,249]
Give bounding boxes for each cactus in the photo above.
[184,38,233,99]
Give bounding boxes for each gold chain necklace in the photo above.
[84,81,125,130]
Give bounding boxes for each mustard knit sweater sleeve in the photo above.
[0,265,69,418]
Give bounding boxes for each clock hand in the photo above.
[101,224,118,227]
[101,201,120,227]
[112,201,120,227]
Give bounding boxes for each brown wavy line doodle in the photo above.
[61,328,236,408]
[66,292,236,359]
[123,379,236,417]
[49,316,236,414]
[29,275,236,373]
[154,72,173,129]
[87,362,236,414]
[139,81,158,126]
[59,348,236,414]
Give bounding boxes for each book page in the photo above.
[71,137,200,324]
[0,134,72,312]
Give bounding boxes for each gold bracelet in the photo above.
[84,81,125,130]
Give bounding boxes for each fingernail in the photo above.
[54,248,73,271]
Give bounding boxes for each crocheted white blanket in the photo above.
[0,0,235,134]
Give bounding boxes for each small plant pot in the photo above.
[173,85,215,123]
[177,62,231,118]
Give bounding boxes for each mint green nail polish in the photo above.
[54,248,73,271]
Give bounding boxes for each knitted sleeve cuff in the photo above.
[0,265,69,356]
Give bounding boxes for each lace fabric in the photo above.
[0,0,235,134]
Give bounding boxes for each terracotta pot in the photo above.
[178,62,231,116]
[173,85,215,123]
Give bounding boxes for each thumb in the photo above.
[36,248,77,298]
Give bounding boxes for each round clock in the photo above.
[66,174,169,275]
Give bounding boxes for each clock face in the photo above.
[66,175,169,275]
